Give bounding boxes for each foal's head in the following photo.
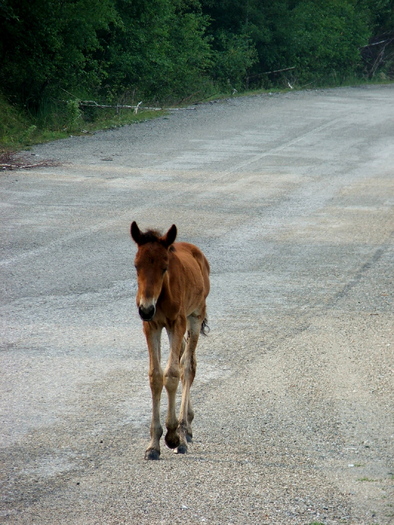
[131,221,177,321]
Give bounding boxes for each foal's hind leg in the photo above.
[179,337,194,441]
[176,315,200,454]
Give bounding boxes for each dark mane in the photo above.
[138,229,163,245]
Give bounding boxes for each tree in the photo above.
[360,0,394,78]
[0,0,117,109]
[100,0,212,101]
[291,0,371,82]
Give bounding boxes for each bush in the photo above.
[210,32,258,90]
[291,0,371,84]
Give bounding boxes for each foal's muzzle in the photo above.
[138,305,156,321]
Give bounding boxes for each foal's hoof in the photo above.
[186,432,193,443]
[144,448,160,460]
[175,444,188,454]
[165,432,180,450]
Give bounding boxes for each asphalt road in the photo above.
[1,85,393,524]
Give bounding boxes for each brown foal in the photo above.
[131,222,210,460]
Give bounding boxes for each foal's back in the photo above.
[166,241,210,318]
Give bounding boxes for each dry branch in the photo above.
[262,66,296,75]
[79,101,196,112]
[0,151,58,171]
[1,161,59,171]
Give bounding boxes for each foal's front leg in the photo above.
[164,319,186,450]
[144,324,163,460]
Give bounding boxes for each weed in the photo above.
[358,477,378,482]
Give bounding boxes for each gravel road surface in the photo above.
[1,85,393,524]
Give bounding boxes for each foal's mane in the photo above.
[137,229,176,251]
[138,229,162,245]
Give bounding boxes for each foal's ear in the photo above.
[162,224,177,248]
[130,221,142,245]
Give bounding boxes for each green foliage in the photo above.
[210,32,258,89]
[0,0,118,107]
[164,6,213,98]
[0,94,32,147]
[99,0,212,102]
[291,0,372,83]
[359,0,394,79]
[363,0,394,33]
[248,1,294,72]
[0,0,393,137]
[0,94,164,151]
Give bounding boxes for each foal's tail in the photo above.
[200,318,210,336]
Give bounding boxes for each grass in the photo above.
[358,477,379,482]
[0,93,171,169]
[0,94,166,156]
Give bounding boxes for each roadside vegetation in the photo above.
[1,0,393,154]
